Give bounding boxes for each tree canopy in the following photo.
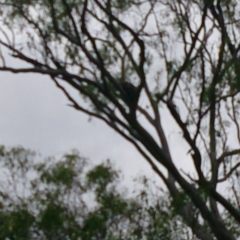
[0,0,240,239]
[0,145,199,240]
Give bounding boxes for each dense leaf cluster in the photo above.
[0,146,198,240]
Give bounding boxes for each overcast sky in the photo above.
[0,53,193,185]
[0,70,151,179]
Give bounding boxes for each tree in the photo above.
[0,145,201,240]
[0,0,240,239]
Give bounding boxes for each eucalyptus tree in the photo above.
[0,1,240,239]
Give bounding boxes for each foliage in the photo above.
[0,145,199,240]
[0,0,240,239]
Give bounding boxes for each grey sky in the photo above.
[0,69,155,179]
[0,67,194,185]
